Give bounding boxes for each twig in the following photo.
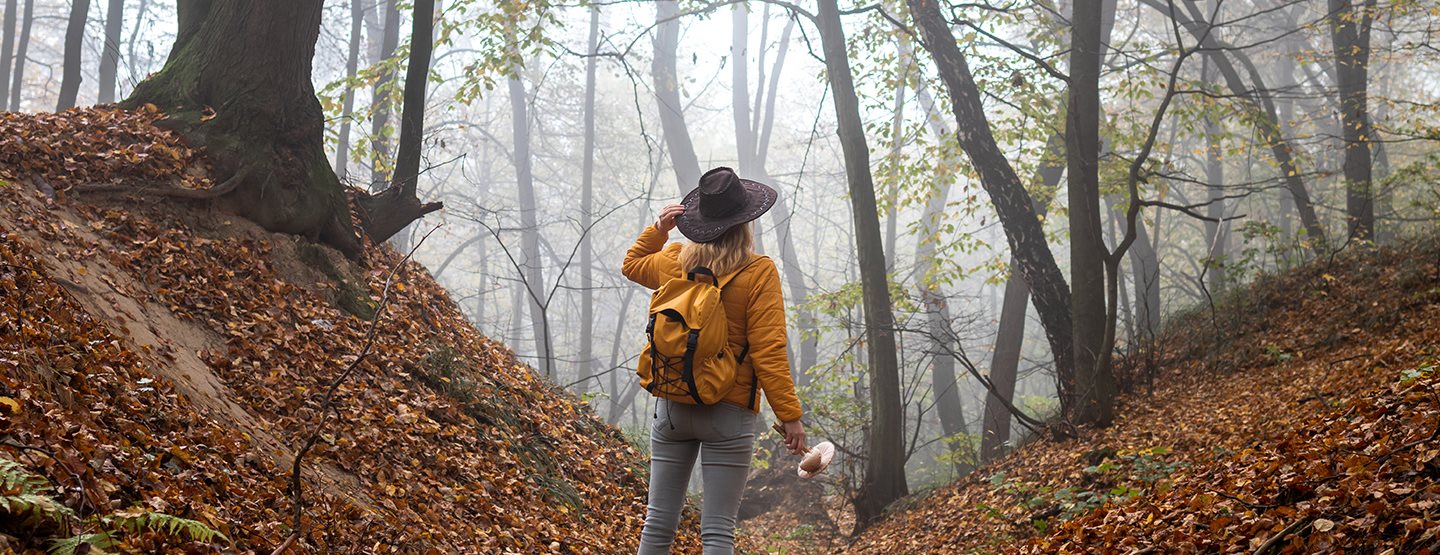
[271,224,441,555]
[1372,420,1440,467]
[1251,515,1313,555]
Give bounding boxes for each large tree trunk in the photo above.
[334,0,366,180]
[907,0,1076,414]
[653,0,701,194]
[124,1,361,257]
[816,0,907,528]
[1329,0,1377,241]
[97,0,123,103]
[6,0,29,111]
[356,0,442,244]
[57,0,90,110]
[507,69,553,378]
[370,0,400,189]
[576,4,600,395]
[0,0,15,110]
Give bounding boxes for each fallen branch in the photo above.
[1251,515,1313,555]
[270,225,441,555]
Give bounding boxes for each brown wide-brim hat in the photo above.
[676,166,777,243]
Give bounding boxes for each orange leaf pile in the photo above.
[0,107,211,189]
[0,107,705,553]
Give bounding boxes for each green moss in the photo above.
[297,242,375,320]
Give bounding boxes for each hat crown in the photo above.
[697,167,746,219]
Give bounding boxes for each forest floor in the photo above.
[833,237,1440,553]
[0,107,717,553]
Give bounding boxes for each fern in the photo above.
[0,458,51,495]
[0,458,73,529]
[103,509,230,543]
[48,532,117,555]
[3,493,76,527]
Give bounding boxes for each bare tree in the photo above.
[6,0,30,111]
[506,63,553,378]
[0,0,16,109]
[576,4,600,394]
[1329,0,1378,240]
[57,0,90,110]
[371,0,401,188]
[335,0,367,180]
[98,0,124,104]
[653,0,700,194]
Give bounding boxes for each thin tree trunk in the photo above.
[0,0,16,109]
[97,0,123,104]
[1068,0,1116,426]
[982,259,1028,462]
[653,0,700,194]
[910,60,969,474]
[607,288,637,423]
[884,43,908,271]
[731,4,754,173]
[1329,0,1377,240]
[1203,62,1228,293]
[335,0,366,180]
[508,69,552,378]
[371,0,400,189]
[577,4,600,394]
[125,0,149,85]
[907,0,1076,411]
[57,0,91,110]
[357,0,442,244]
[6,0,29,111]
[817,0,907,528]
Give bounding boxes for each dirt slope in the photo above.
[0,108,701,553]
[847,241,1440,554]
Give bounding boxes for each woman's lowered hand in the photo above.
[782,420,807,455]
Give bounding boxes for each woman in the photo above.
[622,167,807,555]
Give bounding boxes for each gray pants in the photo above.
[637,399,757,555]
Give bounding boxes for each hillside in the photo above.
[0,108,701,553]
[847,238,1440,553]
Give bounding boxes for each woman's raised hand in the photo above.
[655,204,685,233]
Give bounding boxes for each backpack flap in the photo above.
[637,271,739,405]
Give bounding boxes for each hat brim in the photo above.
[675,179,777,243]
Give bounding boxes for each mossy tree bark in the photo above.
[124,0,362,257]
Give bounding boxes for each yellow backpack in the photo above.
[639,258,764,406]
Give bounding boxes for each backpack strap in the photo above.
[716,255,768,290]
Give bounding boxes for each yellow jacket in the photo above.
[622,225,803,423]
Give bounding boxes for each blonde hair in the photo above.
[678,223,754,277]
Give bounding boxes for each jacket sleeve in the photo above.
[745,258,803,423]
[621,224,680,290]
